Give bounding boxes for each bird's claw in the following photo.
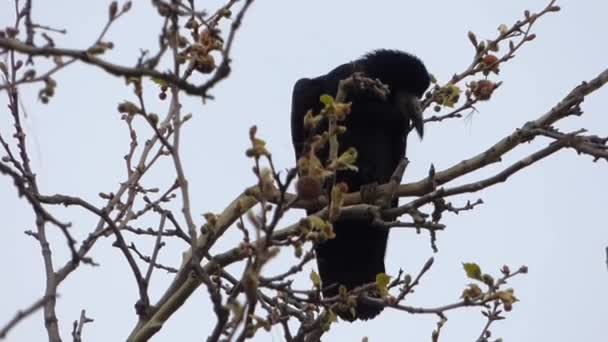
[360,182,381,205]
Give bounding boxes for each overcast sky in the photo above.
[1,0,607,341]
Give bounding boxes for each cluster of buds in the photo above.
[432,83,461,111]
[174,17,225,74]
[296,94,355,201]
[296,143,330,201]
[461,262,521,312]
[296,141,358,202]
[298,216,335,243]
[245,125,270,159]
[467,79,497,101]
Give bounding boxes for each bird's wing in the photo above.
[290,77,323,161]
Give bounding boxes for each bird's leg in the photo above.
[362,159,409,206]
[360,182,381,206]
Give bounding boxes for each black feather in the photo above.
[290,49,430,321]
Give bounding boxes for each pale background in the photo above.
[1,1,607,341]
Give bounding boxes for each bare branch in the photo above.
[0,295,54,340]
[71,310,93,342]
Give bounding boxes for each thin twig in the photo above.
[0,295,54,339]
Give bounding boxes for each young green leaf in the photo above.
[463,262,483,281]
[320,309,337,331]
[310,270,321,288]
[319,94,334,108]
[376,273,391,297]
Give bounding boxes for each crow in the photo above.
[290,49,430,321]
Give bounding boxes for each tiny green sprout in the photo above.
[303,110,323,130]
[320,309,337,331]
[328,147,358,171]
[497,289,518,311]
[328,183,347,222]
[319,94,335,109]
[333,102,352,121]
[246,126,271,158]
[151,77,167,88]
[335,125,347,135]
[375,273,391,297]
[310,270,321,288]
[461,283,482,300]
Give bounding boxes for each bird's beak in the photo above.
[396,91,424,138]
[411,97,424,138]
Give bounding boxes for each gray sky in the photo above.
[1,0,607,341]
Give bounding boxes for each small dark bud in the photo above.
[403,274,412,285]
[148,113,159,126]
[423,257,434,271]
[23,69,36,80]
[122,1,132,12]
[109,1,118,20]
[467,31,478,47]
[482,274,495,287]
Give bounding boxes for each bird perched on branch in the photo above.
[290,49,430,321]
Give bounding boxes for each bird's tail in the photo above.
[314,218,388,321]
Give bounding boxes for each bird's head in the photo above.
[360,49,430,138]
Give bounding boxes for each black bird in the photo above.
[290,49,430,321]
